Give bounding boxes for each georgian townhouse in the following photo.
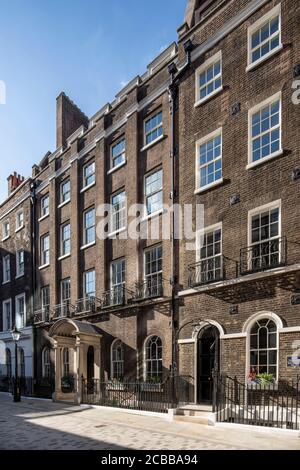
[175,0,300,404]
[0,174,34,386]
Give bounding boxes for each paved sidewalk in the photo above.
[0,393,299,450]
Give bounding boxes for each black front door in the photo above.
[197,326,219,403]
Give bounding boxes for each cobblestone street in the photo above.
[1,394,300,450]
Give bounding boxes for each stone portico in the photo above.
[49,319,102,403]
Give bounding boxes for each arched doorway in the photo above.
[197,325,220,404]
[87,346,95,380]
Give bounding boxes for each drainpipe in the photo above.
[30,181,37,384]
[168,39,193,392]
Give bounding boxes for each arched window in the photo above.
[111,340,124,380]
[250,318,278,377]
[43,348,51,378]
[6,349,11,377]
[63,348,70,376]
[19,348,25,377]
[145,336,162,382]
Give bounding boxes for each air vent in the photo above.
[231,103,241,116]
[229,305,238,315]
[293,64,300,78]
[230,194,240,206]
[291,294,300,305]
[292,168,300,181]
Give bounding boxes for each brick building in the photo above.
[1,0,300,407]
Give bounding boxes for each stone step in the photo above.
[173,413,215,426]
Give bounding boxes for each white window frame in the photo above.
[84,269,96,298]
[111,339,124,380]
[83,207,96,246]
[110,191,126,235]
[41,285,50,309]
[59,179,71,205]
[60,221,71,257]
[15,210,24,231]
[110,138,126,170]
[144,168,163,218]
[2,255,11,284]
[83,161,95,189]
[15,293,26,329]
[144,335,163,382]
[143,110,163,148]
[40,233,50,267]
[195,128,223,193]
[247,4,282,72]
[16,250,25,278]
[247,91,282,169]
[195,51,223,106]
[247,200,281,266]
[2,299,12,332]
[42,347,51,378]
[2,220,10,240]
[40,194,50,219]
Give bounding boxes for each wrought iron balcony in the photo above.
[102,286,125,308]
[188,256,225,288]
[131,276,164,301]
[240,237,287,276]
[52,301,73,320]
[34,306,50,324]
[74,297,101,315]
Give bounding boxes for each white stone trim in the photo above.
[177,338,195,344]
[279,326,300,334]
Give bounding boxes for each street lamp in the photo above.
[11,325,21,402]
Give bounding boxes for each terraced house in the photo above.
[0,0,300,426]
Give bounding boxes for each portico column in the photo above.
[54,346,62,400]
[74,339,81,405]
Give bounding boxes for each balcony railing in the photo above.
[52,301,73,320]
[132,276,163,301]
[74,297,101,315]
[102,286,125,308]
[33,306,50,324]
[240,237,287,276]
[188,256,225,288]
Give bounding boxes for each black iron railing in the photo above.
[0,375,54,399]
[188,256,225,287]
[75,297,101,315]
[52,301,73,320]
[240,237,287,276]
[132,276,163,301]
[102,286,125,308]
[214,375,300,430]
[34,306,50,324]
[81,378,175,413]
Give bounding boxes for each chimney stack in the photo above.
[56,92,89,149]
[7,172,25,195]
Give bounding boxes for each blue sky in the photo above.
[0,0,186,203]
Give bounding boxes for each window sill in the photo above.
[108,227,127,238]
[141,209,164,222]
[39,264,50,270]
[15,274,24,280]
[194,178,224,195]
[38,214,49,222]
[246,149,284,170]
[57,199,71,209]
[2,280,11,285]
[15,225,24,233]
[80,181,96,193]
[1,236,10,242]
[195,86,223,108]
[141,134,164,152]
[80,241,96,250]
[58,253,71,261]
[107,161,126,175]
[246,44,283,72]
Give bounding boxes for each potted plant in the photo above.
[257,373,276,387]
[61,375,74,393]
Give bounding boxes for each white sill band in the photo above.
[80,241,96,250]
[57,199,71,209]
[246,149,284,170]
[1,236,10,242]
[108,227,127,238]
[194,178,224,195]
[38,214,49,222]
[15,226,24,233]
[141,209,164,222]
[140,134,164,152]
[107,161,126,175]
[194,86,223,108]
[246,44,283,72]
[39,264,50,270]
[80,181,96,193]
[58,253,71,261]
[15,274,24,280]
